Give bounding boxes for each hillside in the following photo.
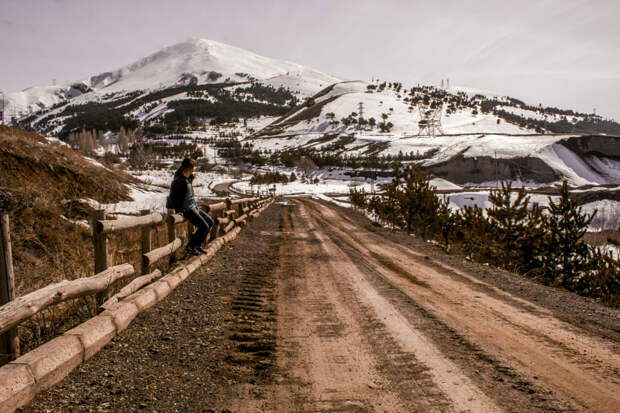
[255,80,620,137]
[246,80,620,186]
[0,126,135,296]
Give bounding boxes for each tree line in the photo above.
[349,166,619,306]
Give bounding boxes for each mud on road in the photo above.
[22,198,620,412]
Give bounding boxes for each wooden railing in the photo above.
[0,196,272,364]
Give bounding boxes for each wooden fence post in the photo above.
[167,213,177,265]
[1,213,19,364]
[140,210,154,275]
[167,214,176,243]
[210,209,220,242]
[91,209,111,307]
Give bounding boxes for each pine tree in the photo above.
[585,248,620,305]
[457,205,492,261]
[437,196,457,252]
[348,187,367,209]
[389,166,440,237]
[521,203,547,275]
[542,181,594,287]
[486,182,530,269]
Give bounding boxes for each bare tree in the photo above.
[118,126,129,154]
[294,156,318,178]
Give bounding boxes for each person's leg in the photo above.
[197,209,214,243]
[198,209,214,229]
[183,208,209,249]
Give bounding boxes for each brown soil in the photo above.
[20,199,620,412]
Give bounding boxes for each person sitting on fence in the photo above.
[168,158,214,256]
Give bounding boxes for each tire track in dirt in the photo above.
[271,203,416,411]
[295,202,504,412]
[302,198,620,412]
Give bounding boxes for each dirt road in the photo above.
[23,199,620,412]
[225,198,620,412]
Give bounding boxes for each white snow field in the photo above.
[249,130,618,188]
[232,179,376,197]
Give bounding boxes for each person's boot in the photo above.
[195,246,207,255]
[185,246,200,256]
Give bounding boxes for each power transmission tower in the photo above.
[417,104,444,138]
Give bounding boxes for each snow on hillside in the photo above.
[250,130,619,187]
[496,106,582,123]
[83,169,241,216]
[7,38,340,117]
[449,85,505,99]
[265,81,530,137]
[260,72,338,98]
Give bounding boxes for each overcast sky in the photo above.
[1,0,619,119]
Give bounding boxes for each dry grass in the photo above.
[0,126,141,352]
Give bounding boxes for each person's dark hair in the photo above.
[180,158,196,172]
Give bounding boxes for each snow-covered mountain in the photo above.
[7,37,620,188]
[7,38,340,116]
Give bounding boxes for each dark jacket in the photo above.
[169,169,197,213]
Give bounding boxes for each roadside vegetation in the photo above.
[349,166,620,307]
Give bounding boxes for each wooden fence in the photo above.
[0,196,269,365]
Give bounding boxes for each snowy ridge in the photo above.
[7,38,340,116]
[86,38,340,94]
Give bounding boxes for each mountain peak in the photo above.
[7,38,340,116]
[89,37,339,94]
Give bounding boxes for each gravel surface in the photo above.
[20,204,282,413]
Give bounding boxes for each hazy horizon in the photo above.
[1,0,619,119]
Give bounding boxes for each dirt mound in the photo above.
[427,153,560,185]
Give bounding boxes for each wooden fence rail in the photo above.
[0,196,270,364]
[100,269,162,311]
[143,238,183,269]
[0,264,134,336]
[97,212,164,234]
